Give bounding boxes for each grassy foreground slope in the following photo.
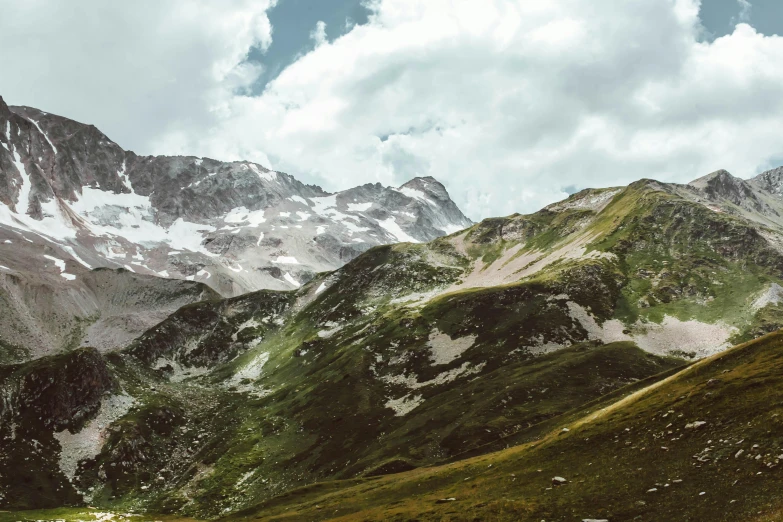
[227,330,783,522]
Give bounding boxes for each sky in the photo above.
[1,0,783,221]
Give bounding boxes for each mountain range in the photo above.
[3,99,783,522]
[0,96,471,360]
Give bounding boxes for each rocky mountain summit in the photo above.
[0,96,472,298]
[680,167,783,230]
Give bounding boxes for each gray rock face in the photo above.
[689,169,764,211]
[0,96,473,297]
[749,166,783,196]
[0,261,218,363]
[672,168,783,232]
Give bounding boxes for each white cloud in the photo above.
[0,0,275,155]
[310,21,328,47]
[3,0,783,220]
[734,0,752,24]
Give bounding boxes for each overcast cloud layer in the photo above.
[1,0,783,220]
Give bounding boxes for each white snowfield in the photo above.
[272,256,300,264]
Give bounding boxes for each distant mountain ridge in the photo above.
[0,96,472,296]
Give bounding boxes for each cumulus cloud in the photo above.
[0,0,275,154]
[310,21,328,47]
[3,0,783,220]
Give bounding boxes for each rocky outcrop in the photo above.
[127,289,295,371]
[749,166,783,196]
[688,169,768,214]
[0,347,119,509]
[0,347,115,432]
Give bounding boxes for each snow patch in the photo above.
[225,206,266,227]
[62,245,92,269]
[43,255,67,272]
[283,272,300,287]
[236,469,257,487]
[54,394,135,484]
[318,322,343,338]
[10,139,31,215]
[273,256,300,264]
[380,362,486,390]
[385,394,424,416]
[399,187,436,206]
[247,163,276,182]
[343,220,370,234]
[377,217,419,243]
[347,202,373,212]
[566,302,736,358]
[231,318,262,342]
[311,195,369,234]
[43,254,76,280]
[427,329,477,365]
[30,119,58,155]
[69,187,217,253]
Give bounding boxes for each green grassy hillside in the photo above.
[226,330,783,521]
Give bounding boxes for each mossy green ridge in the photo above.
[224,330,783,522]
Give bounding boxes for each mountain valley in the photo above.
[4,100,783,522]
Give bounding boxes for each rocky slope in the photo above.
[7,165,783,519]
[0,95,472,298]
[0,265,218,364]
